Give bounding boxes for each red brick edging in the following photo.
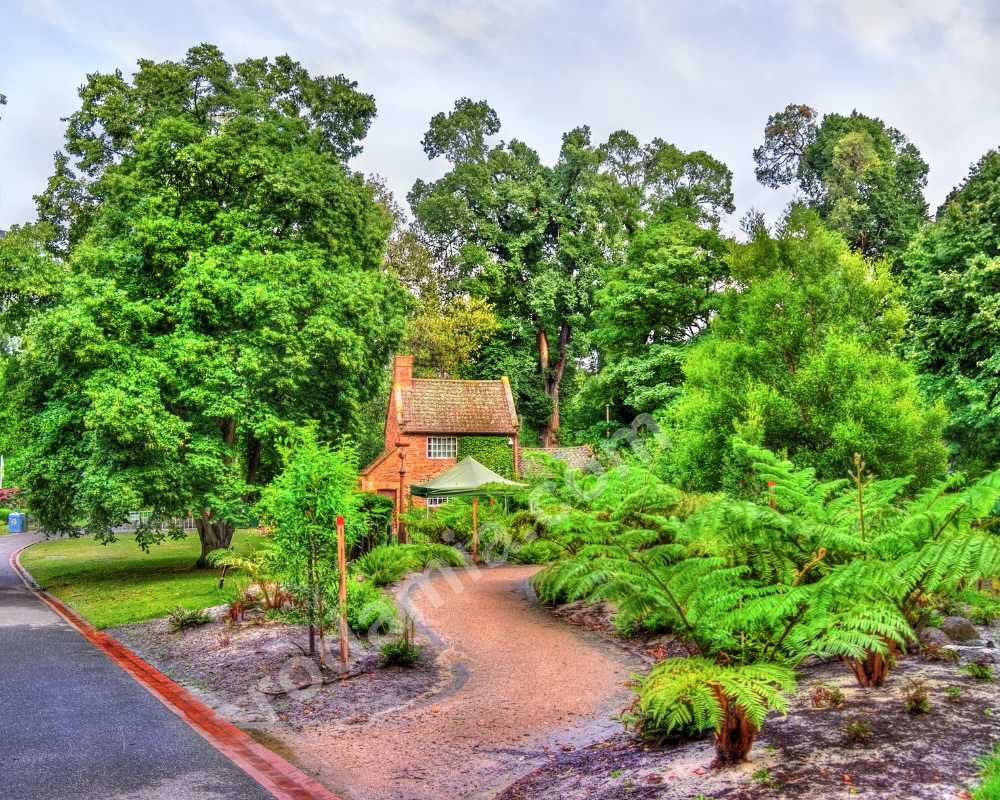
[10,542,343,800]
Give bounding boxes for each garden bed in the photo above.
[497,620,1000,799]
[110,611,446,733]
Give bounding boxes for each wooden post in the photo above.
[396,442,409,544]
[472,497,479,563]
[336,515,349,668]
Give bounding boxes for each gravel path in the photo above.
[280,564,641,800]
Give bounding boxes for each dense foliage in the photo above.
[2,46,406,558]
[664,208,947,494]
[754,104,928,259]
[457,435,515,478]
[527,443,1000,762]
[905,150,1000,473]
[409,99,732,445]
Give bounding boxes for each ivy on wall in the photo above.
[458,435,514,478]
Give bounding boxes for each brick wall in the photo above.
[361,433,457,510]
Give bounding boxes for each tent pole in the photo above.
[472,497,479,563]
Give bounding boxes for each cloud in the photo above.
[3,0,1000,232]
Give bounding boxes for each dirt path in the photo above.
[280,565,640,800]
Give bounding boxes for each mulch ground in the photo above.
[496,610,1000,800]
[110,611,445,734]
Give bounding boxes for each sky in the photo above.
[2,0,999,234]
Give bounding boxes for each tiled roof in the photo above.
[520,445,598,475]
[401,379,518,435]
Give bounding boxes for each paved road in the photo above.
[0,533,274,800]
[283,565,642,800]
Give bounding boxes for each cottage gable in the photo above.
[360,356,520,528]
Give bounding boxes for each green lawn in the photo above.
[20,532,264,629]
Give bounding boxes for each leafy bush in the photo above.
[974,742,1000,800]
[206,544,290,610]
[345,576,397,635]
[902,677,930,714]
[958,590,1000,626]
[921,641,959,663]
[810,683,845,709]
[844,716,874,746]
[356,492,394,556]
[168,606,211,632]
[634,659,795,763]
[353,543,465,587]
[946,685,964,703]
[962,663,996,682]
[379,619,423,667]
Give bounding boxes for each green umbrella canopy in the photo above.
[409,456,528,498]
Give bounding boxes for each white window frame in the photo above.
[426,436,458,459]
[426,496,449,508]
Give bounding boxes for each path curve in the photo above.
[284,564,640,800]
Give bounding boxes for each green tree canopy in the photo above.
[410,98,733,445]
[4,44,407,563]
[905,150,1000,472]
[753,104,928,259]
[664,207,947,494]
[581,207,729,426]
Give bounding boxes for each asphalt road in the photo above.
[0,532,274,800]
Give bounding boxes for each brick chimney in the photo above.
[392,354,414,389]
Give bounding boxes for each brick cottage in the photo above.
[359,356,521,523]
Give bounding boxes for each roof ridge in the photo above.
[410,377,506,384]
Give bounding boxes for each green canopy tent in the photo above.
[409,457,527,561]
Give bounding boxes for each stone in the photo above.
[939,616,979,642]
[918,627,950,646]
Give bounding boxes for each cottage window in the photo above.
[427,496,449,508]
[427,436,458,459]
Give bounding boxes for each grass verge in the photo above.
[20,532,263,629]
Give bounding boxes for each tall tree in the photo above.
[905,150,1000,472]
[403,296,500,378]
[410,99,732,445]
[665,207,947,495]
[5,45,407,563]
[581,206,729,429]
[753,104,928,259]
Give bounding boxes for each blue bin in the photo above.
[7,513,25,533]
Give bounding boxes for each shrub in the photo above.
[844,717,874,746]
[620,693,712,744]
[206,545,290,611]
[353,543,465,587]
[960,590,1000,626]
[168,606,211,632]
[963,663,996,682]
[634,658,795,764]
[810,683,845,709]
[356,492,394,556]
[974,743,1000,800]
[946,685,964,703]
[902,677,930,714]
[379,618,423,667]
[921,642,959,663]
[345,577,397,635]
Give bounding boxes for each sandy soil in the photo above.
[275,565,644,800]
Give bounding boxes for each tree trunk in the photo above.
[194,515,235,568]
[845,644,894,688]
[713,694,758,765]
[539,321,571,448]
